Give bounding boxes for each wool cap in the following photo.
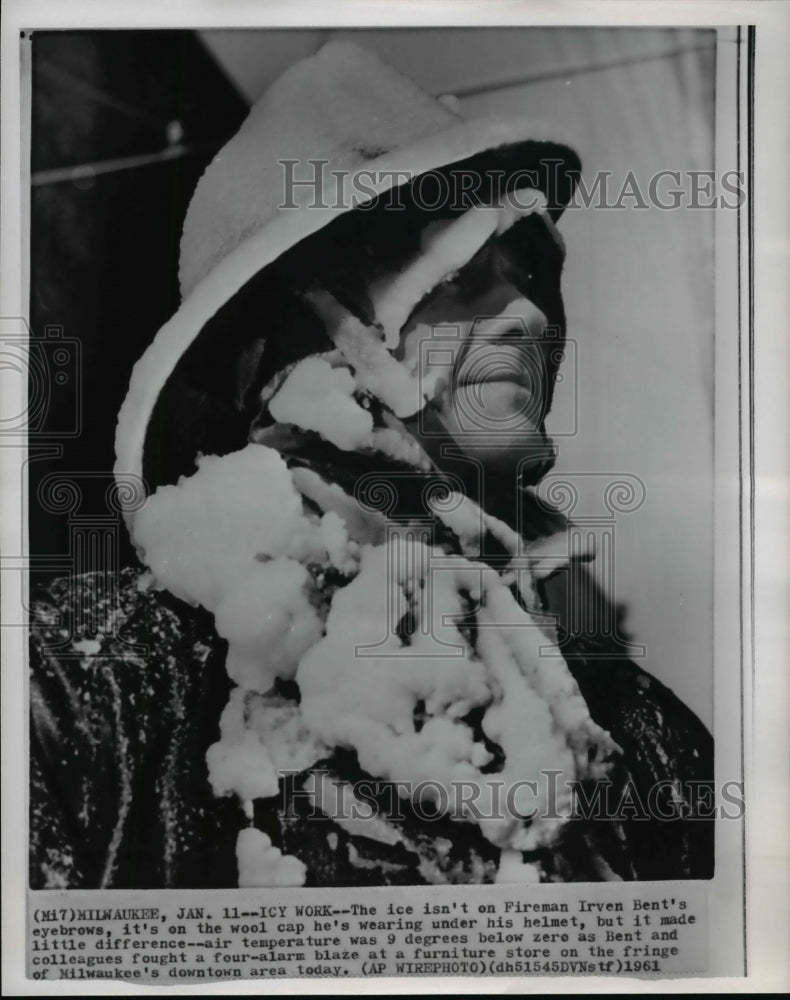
[115,40,580,521]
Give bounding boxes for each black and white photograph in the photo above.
[2,1,788,992]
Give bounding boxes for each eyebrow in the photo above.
[401,210,565,330]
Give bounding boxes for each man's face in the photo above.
[394,215,566,482]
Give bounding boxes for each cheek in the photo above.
[439,383,554,478]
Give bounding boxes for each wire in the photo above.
[30,39,719,186]
[31,142,219,187]
[449,41,719,99]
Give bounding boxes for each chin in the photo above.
[452,430,557,485]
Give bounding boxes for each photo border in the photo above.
[2,2,787,995]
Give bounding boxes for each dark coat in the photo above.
[29,465,714,889]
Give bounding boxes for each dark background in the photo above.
[29,30,248,570]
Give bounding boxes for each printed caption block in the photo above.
[28,882,707,982]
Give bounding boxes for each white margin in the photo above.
[2,2,788,996]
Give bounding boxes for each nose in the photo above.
[498,325,532,341]
[462,297,548,346]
